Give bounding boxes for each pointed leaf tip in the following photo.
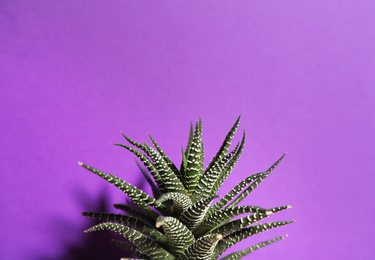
[78,161,83,166]
[287,205,292,208]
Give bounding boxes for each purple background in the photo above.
[1,1,374,259]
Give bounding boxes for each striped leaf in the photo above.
[194,205,270,236]
[208,205,290,237]
[209,131,246,197]
[218,235,288,260]
[207,172,266,216]
[184,123,195,160]
[156,192,192,214]
[136,160,161,198]
[121,134,187,195]
[180,147,187,184]
[266,205,292,214]
[155,216,195,257]
[78,163,167,219]
[203,116,241,177]
[112,239,149,259]
[179,195,219,231]
[184,119,203,195]
[120,258,148,260]
[121,258,148,260]
[82,212,167,245]
[220,143,240,169]
[121,133,145,149]
[226,153,286,209]
[214,221,293,259]
[149,134,183,184]
[216,219,294,238]
[144,143,187,195]
[85,222,175,260]
[180,123,194,179]
[113,203,155,226]
[119,135,185,194]
[191,116,241,202]
[114,143,167,194]
[177,234,223,260]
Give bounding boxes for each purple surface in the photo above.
[1,1,374,259]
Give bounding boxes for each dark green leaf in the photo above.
[149,134,184,184]
[85,222,176,260]
[179,195,219,230]
[155,216,195,257]
[207,172,266,216]
[78,163,167,219]
[112,239,149,259]
[191,116,241,203]
[178,234,223,260]
[194,205,269,237]
[156,192,192,215]
[82,212,167,245]
[184,120,204,195]
[226,153,286,209]
[217,235,287,260]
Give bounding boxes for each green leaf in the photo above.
[207,172,266,216]
[204,115,241,176]
[213,221,293,258]
[210,131,246,197]
[121,132,145,149]
[217,235,288,260]
[155,216,195,257]
[144,143,187,195]
[210,205,291,237]
[149,134,183,184]
[112,239,149,259]
[78,163,167,219]
[215,219,294,237]
[85,222,175,260]
[194,205,270,237]
[226,153,286,209]
[120,133,188,195]
[219,143,240,170]
[156,192,192,215]
[266,205,292,214]
[113,143,167,194]
[136,160,161,198]
[180,146,187,184]
[184,123,194,159]
[184,119,204,195]
[178,234,223,260]
[191,116,241,202]
[120,258,148,260]
[180,123,194,177]
[82,212,167,245]
[113,203,155,226]
[179,195,219,231]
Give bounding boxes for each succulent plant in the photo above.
[79,116,293,259]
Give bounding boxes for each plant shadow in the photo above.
[38,190,134,260]
[36,167,152,260]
